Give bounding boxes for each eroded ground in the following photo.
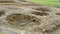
[0,0,60,34]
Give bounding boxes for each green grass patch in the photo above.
[26,0,60,7]
[0,32,2,34]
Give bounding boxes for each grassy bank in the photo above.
[26,0,60,7]
[0,32,2,34]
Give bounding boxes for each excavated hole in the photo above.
[19,0,27,2]
[0,1,15,3]
[0,11,5,16]
[56,13,60,15]
[6,13,40,27]
[36,7,50,11]
[31,12,49,16]
[6,14,31,26]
